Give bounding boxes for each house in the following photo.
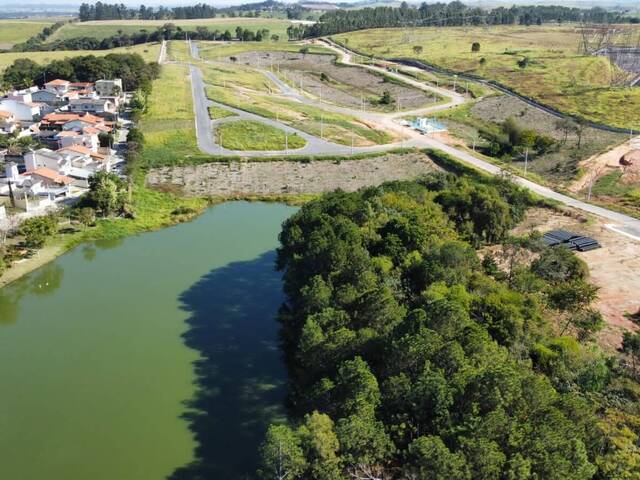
[44,79,70,95]
[6,87,37,103]
[0,99,41,124]
[53,131,99,152]
[31,89,79,107]
[95,79,123,97]
[62,115,111,134]
[69,82,95,94]
[0,110,18,134]
[69,98,117,119]
[23,147,106,189]
[39,112,110,137]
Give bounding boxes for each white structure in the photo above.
[0,110,18,134]
[69,98,117,116]
[0,99,41,123]
[95,79,123,97]
[411,117,448,135]
[54,131,99,152]
[0,205,6,220]
[6,87,37,103]
[44,79,70,95]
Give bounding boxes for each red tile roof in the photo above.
[45,79,70,86]
[24,167,73,185]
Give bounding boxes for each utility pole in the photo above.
[320,115,324,140]
[524,148,529,176]
[472,136,477,152]
[453,75,458,93]
[351,131,354,156]
[285,130,289,153]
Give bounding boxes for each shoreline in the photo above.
[0,193,311,290]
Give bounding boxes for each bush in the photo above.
[19,214,58,248]
[471,42,481,52]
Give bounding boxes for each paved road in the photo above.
[185,40,640,236]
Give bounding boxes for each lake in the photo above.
[0,201,296,480]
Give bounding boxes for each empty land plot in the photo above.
[138,63,199,167]
[0,42,162,72]
[147,151,441,196]
[0,19,53,49]
[166,40,191,62]
[201,62,396,146]
[225,50,441,112]
[196,41,331,59]
[334,25,640,129]
[434,95,626,184]
[49,18,293,42]
[216,120,306,150]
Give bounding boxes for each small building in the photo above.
[0,110,18,134]
[95,79,123,97]
[0,99,41,124]
[54,131,99,152]
[44,79,71,95]
[410,117,448,135]
[69,98,117,119]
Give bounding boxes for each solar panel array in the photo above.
[542,230,601,252]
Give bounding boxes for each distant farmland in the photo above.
[333,25,640,130]
[48,18,294,42]
[0,19,54,49]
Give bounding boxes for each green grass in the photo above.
[196,41,332,60]
[166,40,191,63]
[0,19,54,48]
[209,106,236,120]
[49,18,293,42]
[0,42,161,72]
[217,120,306,150]
[138,63,200,167]
[201,61,275,92]
[334,24,640,129]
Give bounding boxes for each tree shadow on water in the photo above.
[169,250,287,480]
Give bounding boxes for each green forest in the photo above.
[259,170,640,479]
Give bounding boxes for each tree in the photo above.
[271,34,280,42]
[405,436,468,480]
[299,46,310,57]
[88,171,126,217]
[379,90,393,105]
[260,425,307,480]
[622,331,640,379]
[531,247,588,285]
[19,214,58,249]
[75,207,96,228]
[412,45,423,55]
[471,42,481,52]
[298,412,342,480]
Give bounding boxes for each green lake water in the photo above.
[0,201,296,480]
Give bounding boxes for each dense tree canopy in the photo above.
[2,53,159,91]
[260,173,640,479]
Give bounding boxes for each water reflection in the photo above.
[170,250,286,480]
[29,263,64,296]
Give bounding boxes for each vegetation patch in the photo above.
[208,105,236,120]
[334,25,640,129]
[0,20,55,49]
[216,120,306,151]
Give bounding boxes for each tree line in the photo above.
[12,23,276,53]
[1,53,160,92]
[78,0,289,21]
[258,171,640,479]
[302,1,631,37]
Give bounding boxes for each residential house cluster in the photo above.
[0,78,125,213]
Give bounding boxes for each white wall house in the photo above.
[0,110,18,134]
[44,79,70,95]
[69,98,117,116]
[54,131,99,152]
[0,99,41,123]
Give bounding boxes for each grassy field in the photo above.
[0,19,54,49]
[0,42,161,72]
[196,41,332,60]
[334,25,640,129]
[49,18,293,42]
[138,63,200,167]
[166,40,192,63]
[217,120,306,150]
[209,105,236,120]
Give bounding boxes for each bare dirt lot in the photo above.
[514,207,640,350]
[227,51,438,112]
[147,152,440,197]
